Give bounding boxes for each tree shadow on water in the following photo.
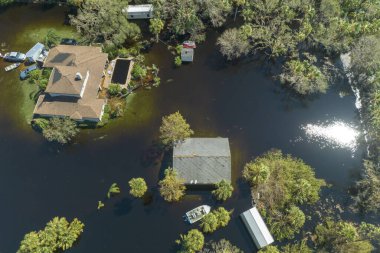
[140,140,165,168]
[113,197,133,216]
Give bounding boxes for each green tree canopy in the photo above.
[200,239,243,253]
[42,117,79,144]
[212,180,233,201]
[129,177,148,198]
[159,111,194,147]
[243,149,326,240]
[217,28,250,60]
[159,167,186,202]
[149,18,165,42]
[70,0,141,46]
[17,217,84,253]
[199,207,232,233]
[177,229,204,253]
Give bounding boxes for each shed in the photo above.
[240,207,274,249]
[26,42,45,63]
[123,4,153,19]
[173,138,231,185]
[181,48,194,62]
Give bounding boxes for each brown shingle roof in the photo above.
[34,45,108,121]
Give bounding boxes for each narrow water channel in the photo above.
[0,5,368,253]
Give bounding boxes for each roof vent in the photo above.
[75,72,83,80]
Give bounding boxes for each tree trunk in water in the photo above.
[234,6,239,21]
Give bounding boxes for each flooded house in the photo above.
[173,138,231,186]
[123,4,153,19]
[240,206,274,250]
[33,45,108,122]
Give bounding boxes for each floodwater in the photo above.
[0,5,371,253]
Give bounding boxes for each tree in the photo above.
[217,28,250,60]
[70,0,141,46]
[200,239,243,253]
[159,112,194,147]
[149,18,164,42]
[108,98,125,118]
[107,183,120,198]
[199,0,232,28]
[200,213,218,233]
[258,245,280,253]
[199,207,232,233]
[282,239,312,253]
[280,58,329,95]
[243,149,326,240]
[176,229,204,253]
[212,180,233,201]
[42,117,79,144]
[129,177,148,198]
[44,29,61,48]
[17,217,84,253]
[314,219,379,253]
[159,168,186,202]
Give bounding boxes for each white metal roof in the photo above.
[240,206,274,249]
[126,4,153,13]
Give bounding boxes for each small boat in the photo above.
[184,205,211,224]
[5,63,21,72]
[183,41,196,49]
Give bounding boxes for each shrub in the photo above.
[176,229,204,253]
[32,118,49,132]
[132,64,147,80]
[42,117,79,144]
[174,56,182,67]
[129,178,148,198]
[108,83,122,97]
[199,207,232,233]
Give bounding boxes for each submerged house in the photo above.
[25,42,45,63]
[240,206,274,249]
[123,4,153,19]
[181,48,194,62]
[173,138,231,186]
[33,45,108,122]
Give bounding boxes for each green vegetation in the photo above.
[108,98,126,118]
[159,111,194,147]
[217,28,250,61]
[70,0,141,47]
[258,240,312,253]
[176,229,204,253]
[107,183,121,198]
[18,27,77,48]
[174,56,182,67]
[108,84,122,97]
[17,217,84,253]
[200,207,232,233]
[128,177,148,198]
[314,219,380,253]
[200,239,243,253]
[0,0,14,5]
[243,149,326,240]
[149,18,164,43]
[37,117,79,144]
[97,201,105,210]
[212,180,233,201]
[159,167,186,202]
[349,34,380,214]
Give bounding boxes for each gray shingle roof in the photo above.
[173,138,231,185]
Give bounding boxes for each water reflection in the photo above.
[300,120,359,153]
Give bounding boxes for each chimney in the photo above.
[75,72,83,80]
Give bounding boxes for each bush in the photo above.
[108,97,125,118]
[108,83,122,97]
[174,56,182,67]
[200,239,243,253]
[199,207,232,233]
[32,118,49,132]
[129,178,148,198]
[159,168,186,202]
[132,63,147,80]
[212,180,233,201]
[42,117,79,144]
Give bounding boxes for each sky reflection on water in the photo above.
[299,120,360,154]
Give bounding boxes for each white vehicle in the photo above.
[185,205,211,224]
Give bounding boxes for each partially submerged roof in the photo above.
[173,138,231,185]
[126,4,153,13]
[181,48,194,62]
[240,207,274,249]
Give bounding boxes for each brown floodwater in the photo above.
[0,4,372,253]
